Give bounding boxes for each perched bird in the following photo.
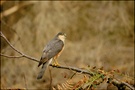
[37,32,66,79]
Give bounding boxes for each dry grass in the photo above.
[1,1,134,89]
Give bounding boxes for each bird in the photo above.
[37,32,66,79]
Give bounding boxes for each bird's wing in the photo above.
[39,39,64,65]
[46,39,64,59]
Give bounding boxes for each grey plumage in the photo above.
[37,59,52,79]
[37,32,65,79]
[38,39,64,67]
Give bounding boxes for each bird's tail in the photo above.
[37,59,52,79]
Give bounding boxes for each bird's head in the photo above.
[56,32,66,42]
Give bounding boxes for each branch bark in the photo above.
[0,31,39,62]
[0,53,23,58]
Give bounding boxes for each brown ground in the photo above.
[1,1,134,89]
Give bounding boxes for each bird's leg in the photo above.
[52,56,60,66]
[52,58,56,66]
[54,58,60,66]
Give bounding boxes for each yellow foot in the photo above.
[52,59,60,66]
[52,63,60,66]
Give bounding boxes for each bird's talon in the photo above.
[52,63,60,66]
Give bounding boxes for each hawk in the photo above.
[37,32,66,79]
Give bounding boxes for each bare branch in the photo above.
[122,81,134,90]
[50,64,94,76]
[23,74,28,90]
[0,31,39,62]
[115,79,134,90]
[1,31,22,55]
[0,53,23,58]
[107,78,134,90]
[49,68,53,90]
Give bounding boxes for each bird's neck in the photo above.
[58,35,65,42]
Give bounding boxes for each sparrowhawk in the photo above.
[37,32,66,79]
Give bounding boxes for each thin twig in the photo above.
[122,81,134,90]
[23,74,28,90]
[1,31,22,55]
[49,68,52,90]
[0,53,23,58]
[1,20,21,54]
[114,78,134,90]
[0,31,39,62]
[108,78,134,90]
[50,64,94,76]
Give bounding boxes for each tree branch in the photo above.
[107,78,134,90]
[121,81,134,90]
[50,64,94,76]
[0,53,23,58]
[0,31,39,62]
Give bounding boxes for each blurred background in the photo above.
[1,1,134,89]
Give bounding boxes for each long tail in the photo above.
[37,59,52,79]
